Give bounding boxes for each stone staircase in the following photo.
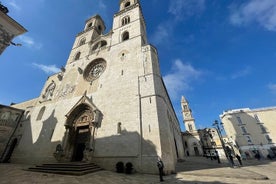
[27,162,103,175]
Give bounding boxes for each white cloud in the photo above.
[98,0,107,10]
[268,83,276,94]
[151,23,170,45]
[32,63,61,74]
[163,59,202,100]
[8,1,21,11]
[168,0,205,20]
[18,35,42,50]
[230,0,276,31]
[231,66,252,79]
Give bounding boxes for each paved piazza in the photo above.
[0,157,275,184]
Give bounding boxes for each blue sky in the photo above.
[1,0,276,131]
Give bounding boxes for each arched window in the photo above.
[188,124,193,132]
[98,25,102,32]
[75,52,81,60]
[122,31,129,41]
[122,16,130,26]
[100,40,107,47]
[91,40,107,51]
[43,81,56,100]
[87,22,92,28]
[125,1,131,8]
[117,122,122,134]
[24,111,30,120]
[79,38,86,46]
[37,106,46,121]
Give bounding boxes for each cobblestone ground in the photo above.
[0,157,275,184]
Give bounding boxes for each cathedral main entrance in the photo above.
[71,126,91,161]
[63,101,100,162]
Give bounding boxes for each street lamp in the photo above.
[213,120,229,161]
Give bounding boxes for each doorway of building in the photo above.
[71,126,90,161]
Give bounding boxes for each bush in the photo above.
[116,162,124,173]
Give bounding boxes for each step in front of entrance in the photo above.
[27,162,103,176]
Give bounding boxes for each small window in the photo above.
[254,114,260,122]
[87,22,92,28]
[100,40,107,47]
[246,136,252,143]
[117,122,122,134]
[37,106,46,121]
[24,111,30,120]
[75,52,81,60]
[183,105,188,111]
[122,16,130,26]
[260,125,267,133]
[122,31,129,41]
[241,126,247,134]
[265,135,272,143]
[236,116,243,125]
[188,124,193,132]
[98,25,102,32]
[92,40,107,51]
[125,1,131,8]
[79,38,86,46]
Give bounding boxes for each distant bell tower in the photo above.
[181,96,196,132]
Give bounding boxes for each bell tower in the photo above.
[112,0,147,46]
[84,15,105,40]
[66,15,106,65]
[181,96,197,132]
[119,0,140,11]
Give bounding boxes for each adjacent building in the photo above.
[181,96,227,159]
[0,105,24,162]
[6,0,184,174]
[181,96,203,156]
[0,3,27,55]
[220,107,276,159]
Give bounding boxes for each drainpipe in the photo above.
[137,76,143,171]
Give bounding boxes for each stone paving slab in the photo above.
[0,158,275,184]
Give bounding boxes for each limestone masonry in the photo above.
[8,0,184,174]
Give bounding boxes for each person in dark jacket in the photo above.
[157,157,164,182]
[236,154,243,166]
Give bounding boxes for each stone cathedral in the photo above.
[7,0,184,174]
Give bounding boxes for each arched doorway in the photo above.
[64,103,97,162]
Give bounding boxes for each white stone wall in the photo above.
[220,107,276,158]
[9,1,184,174]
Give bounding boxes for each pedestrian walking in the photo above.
[229,154,235,167]
[236,154,242,166]
[157,157,164,182]
[215,150,221,164]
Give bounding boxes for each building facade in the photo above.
[0,105,24,162]
[181,96,203,156]
[198,128,227,159]
[220,107,276,159]
[8,0,184,174]
[0,3,27,55]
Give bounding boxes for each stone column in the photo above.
[62,126,70,151]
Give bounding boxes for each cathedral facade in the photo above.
[9,0,184,174]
